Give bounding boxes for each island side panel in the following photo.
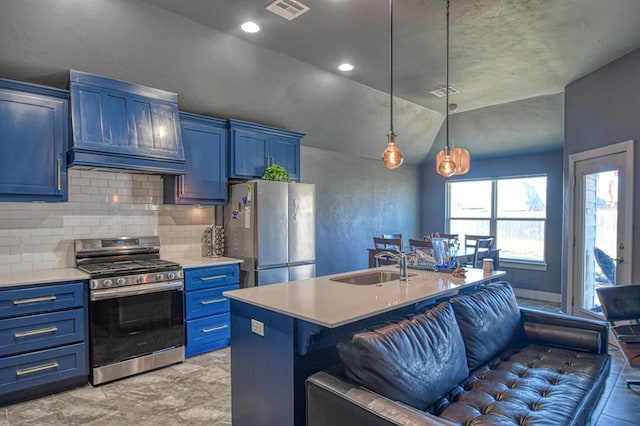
[230,300,295,426]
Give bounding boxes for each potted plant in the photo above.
[261,163,290,181]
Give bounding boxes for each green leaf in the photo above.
[262,163,290,181]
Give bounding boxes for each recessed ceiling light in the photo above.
[337,63,354,72]
[240,21,261,33]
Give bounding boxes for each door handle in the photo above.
[57,156,62,191]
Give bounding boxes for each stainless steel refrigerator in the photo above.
[225,180,316,287]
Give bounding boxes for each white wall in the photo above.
[0,169,214,272]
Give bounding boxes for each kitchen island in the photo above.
[224,267,505,426]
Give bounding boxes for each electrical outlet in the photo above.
[251,319,264,337]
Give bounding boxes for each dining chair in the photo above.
[474,248,500,269]
[464,234,495,253]
[409,239,432,252]
[373,237,402,266]
[382,233,403,250]
[435,233,459,241]
[596,284,640,390]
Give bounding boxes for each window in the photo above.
[447,176,547,264]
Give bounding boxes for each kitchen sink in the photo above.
[330,270,414,285]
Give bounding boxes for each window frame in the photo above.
[445,174,548,270]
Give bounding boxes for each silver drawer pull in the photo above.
[200,298,226,305]
[13,295,57,305]
[201,324,228,333]
[200,275,227,281]
[15,326,58,339]
[16,361,59,376]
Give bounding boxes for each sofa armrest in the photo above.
[520,308,609,354]
[306,371,456,426]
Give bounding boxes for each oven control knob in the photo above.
[156,273,165,281]
[116,278,126,286]
[102,279,113,288]
[136,276,145,284]
[167,272,176,280]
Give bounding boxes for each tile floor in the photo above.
[1,298,639,425]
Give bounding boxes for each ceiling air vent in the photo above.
[265,0,310,21]
[429,85,461,98]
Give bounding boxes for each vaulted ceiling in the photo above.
[142,0,640,161]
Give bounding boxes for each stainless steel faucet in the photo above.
[374,251,410,281]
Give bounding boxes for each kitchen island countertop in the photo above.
[224,267,506,328]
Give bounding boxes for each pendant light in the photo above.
[436,0,470,177]
[448,104,471,174]
[381,0,403,169]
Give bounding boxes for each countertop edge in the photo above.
[224,269,507,328]
[168,256,244,269]
[0,269,91,288]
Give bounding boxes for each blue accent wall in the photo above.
[420,150,564,294]
[301,146,420,276]
[564,47,640,304]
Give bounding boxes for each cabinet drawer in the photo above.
[185,285,238,320]
[0,309,85,357]
[0,282,85,319]
[185,265,239,291]
[0,342,87,397]
[186,314,230,348]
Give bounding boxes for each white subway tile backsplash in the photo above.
[0,169,215,272]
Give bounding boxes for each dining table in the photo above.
[366,247,486,268]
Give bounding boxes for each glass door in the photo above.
[572,151,630,317]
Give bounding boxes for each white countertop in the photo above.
[0,257,243,289]
[224,267,506,328]
[167,256,243,269]
[0,268,91,289]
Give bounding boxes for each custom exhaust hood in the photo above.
[67,70,186,175]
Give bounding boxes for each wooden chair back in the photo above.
[474,248,500,269]
[409,239,432,252]
[374,237,402,251]
[373,237,402,267]
[464,234,495,253]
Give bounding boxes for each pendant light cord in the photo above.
[389,0,394,134]
[445,0,450,151]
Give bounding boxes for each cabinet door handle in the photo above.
[179,176,185,196]
[200,275,227,281]
[13,295,57,305]
[16,362,59,376]
[14,326,58,339]
[57,156,62,191]
[201,324,228,333]
[200,298,226,305]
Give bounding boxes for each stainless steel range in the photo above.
[75,236,184,385]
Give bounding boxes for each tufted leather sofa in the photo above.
[306,282,611,426]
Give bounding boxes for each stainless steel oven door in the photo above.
[89,281,184,370]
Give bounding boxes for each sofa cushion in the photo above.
[336,302,469,411]
[435,344,611,426]
[450,281,523,370]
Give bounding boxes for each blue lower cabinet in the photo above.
[185,314,231,357]
[0,309,85,357]
[185,285,237,320]
[0,342,87,397]
[184,264,240,357]
[0,280,88,406]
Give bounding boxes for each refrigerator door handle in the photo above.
[292,198,298,221]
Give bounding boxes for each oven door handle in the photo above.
[90,281,184,301]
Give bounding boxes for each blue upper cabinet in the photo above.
[0,78,68,202]
[228,119,303,181]
[164,112,228,205]
[68,70,186,174]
